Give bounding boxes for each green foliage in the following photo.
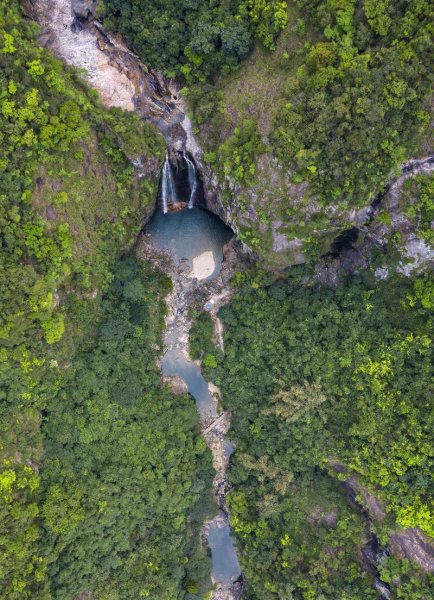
[182,83,225,127]
[271,0,433,208]
[189,311,215,361]
[203,354,218,369]
[245,0,288,49]
[0,2,208,599]
[0,460,47,600]
[379,557,434,598]
[214,264,433,597]
[40,258,213,599]
[101,0,290,81]
[402,174,434,245]
[101,0,254,80]
[205,118,267,185]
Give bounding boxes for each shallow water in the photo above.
[208,516,242,584]
[162,348,218,420]
[146,207,242,595]
[147,208,232,280]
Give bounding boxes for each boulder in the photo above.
[72,0,98,20]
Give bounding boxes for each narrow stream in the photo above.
[146,207,243,599]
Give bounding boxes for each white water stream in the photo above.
[161,154,178,214]
[185,155,198,209]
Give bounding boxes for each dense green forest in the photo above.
[1,0,433,599]
[199,258,433,598]
[270,0,433,207]
[0,2,213,598]
[104,0,432,212]
[101,0,287,79]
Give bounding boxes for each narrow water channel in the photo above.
[146,207,242,599]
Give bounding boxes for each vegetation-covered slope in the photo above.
[199,257,433,598]
[101,1,432,264]
[101,0,287,79]
[0,2,212,598]
[198,0,433,263]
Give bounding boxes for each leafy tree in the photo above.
[205,118,267,185]
[245,0,288,49]
[214,262,433,597]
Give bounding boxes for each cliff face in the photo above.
[199,152,434,273]
[27,0,433,276]
[192,8,434,273]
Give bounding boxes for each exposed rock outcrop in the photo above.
[369,156,434,276]
[389,529,434,574]
[29,0,190,148]
[72,0,97,19]
[201,151,434,271]
[329,460,434,577]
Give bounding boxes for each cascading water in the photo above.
[161,153,178,214]
[160,151,203,213]
[185,154,198,209]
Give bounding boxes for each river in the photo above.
[146,206,243,600]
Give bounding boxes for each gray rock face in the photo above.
[374,578,391,600]
[329,462,434,575]
[72,0,97,19]
[375,267,389,281]
[397,235,434,276]
[32,0,189,147]
[389,528,434,573]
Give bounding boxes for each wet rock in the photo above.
[361,536,389,575]
[340,475,387,523]
[374,577,391,600]
[201,145,434,271]
[363,490,387,524]
[162,374,188,395]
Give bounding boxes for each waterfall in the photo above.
[185,154,198,209]
[161,153,177,214]
[161,154,169,214]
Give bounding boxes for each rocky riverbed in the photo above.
[139,215,245,600]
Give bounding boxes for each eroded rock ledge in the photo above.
[330,460,434,578]
[25,0,198,151]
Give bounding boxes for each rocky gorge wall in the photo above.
[197,141,434,275]
[24,0,433,278]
